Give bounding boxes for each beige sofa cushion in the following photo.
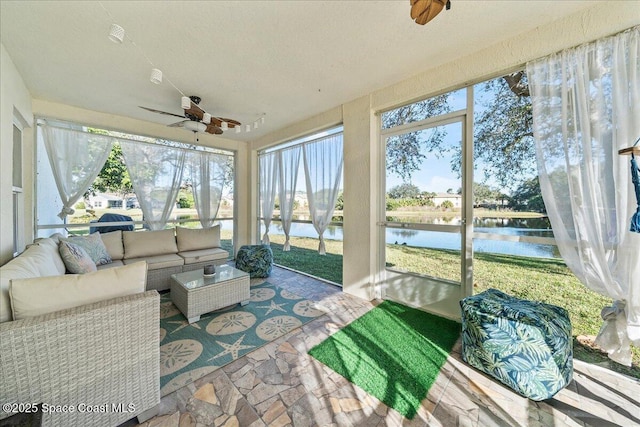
[97,260,124,270]
[9,261,147,320]
[99,230,124,260]
[123,254,183,270]
[123,229,178,259]
[178,248,229,265]
[176,225,220,252]
[31,236,67,274]
[0,238,66,323]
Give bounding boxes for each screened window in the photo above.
[12,123,23,255]
[35,119,235,255]
[381,88,466,129]
[257,126,344,285]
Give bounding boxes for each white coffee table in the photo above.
[170,265,250,323]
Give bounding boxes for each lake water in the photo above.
[265,216,560,259]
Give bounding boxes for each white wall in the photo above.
[250,2,639,299]
[0,44,33,265]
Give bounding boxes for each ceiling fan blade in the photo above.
[411,0,446,25]
[184,103,205,121]
[218,118,242,126]
[209,117,223,127]
[209,117,241,128]
[167,120,188,127]
[205,124,223,135]
[410,0,426,19]
[139,106,185,119]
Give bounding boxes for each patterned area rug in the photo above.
[159,281,325,396]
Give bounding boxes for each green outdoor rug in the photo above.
[159,281,325,396]
[308,300,461,419]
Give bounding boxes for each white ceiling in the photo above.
[1,1,602,142]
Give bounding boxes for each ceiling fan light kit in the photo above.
[183,121,208,133]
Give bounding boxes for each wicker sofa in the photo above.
[0,236,160,426]
[0,225,227,425]
[100,225,229,291]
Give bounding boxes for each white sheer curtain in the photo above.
[259,152,279,244]
[188,151,227,228]
[527,27,640,365]
[277,146,301,251]
[303,134,344,254]
[42,125,113,219]
[120,140,186,230]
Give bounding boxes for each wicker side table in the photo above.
[170,265,250,323]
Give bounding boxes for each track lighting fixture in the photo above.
[150,68,162,84]
[108,23,125,43]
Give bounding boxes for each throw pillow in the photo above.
[59,241,97,274]
[62,233,112,266]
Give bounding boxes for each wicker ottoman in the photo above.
[460,288,573,400]
[235,244,273,278]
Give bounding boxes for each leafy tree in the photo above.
[87,142,132,198]
[219,155,235,194]
[420,191,436,200]
[176,188,194,208]
[335,192,344,211]
[384,94,451,181]
[509,176,546,213]
[384,72,535,192]
[441,200,454,210]
[388,183,421,199]
[472,71,534,190]
[472,182,501,206]
[456,183,507,207]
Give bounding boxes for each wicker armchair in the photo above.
[0,291,160,427]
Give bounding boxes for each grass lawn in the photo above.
[266,234,639,378]
[267,234,343,284]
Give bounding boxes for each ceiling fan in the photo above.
[410,0,451,25]
[140,95,241,135]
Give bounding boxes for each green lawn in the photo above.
[266,234,639,378]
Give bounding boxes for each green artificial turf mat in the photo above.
[308,300,461,419]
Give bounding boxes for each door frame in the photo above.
[376,90,474,316]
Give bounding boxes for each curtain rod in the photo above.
[37,119,234,157]
[258,131,343,157]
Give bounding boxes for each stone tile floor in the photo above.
[124,266,640,427]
